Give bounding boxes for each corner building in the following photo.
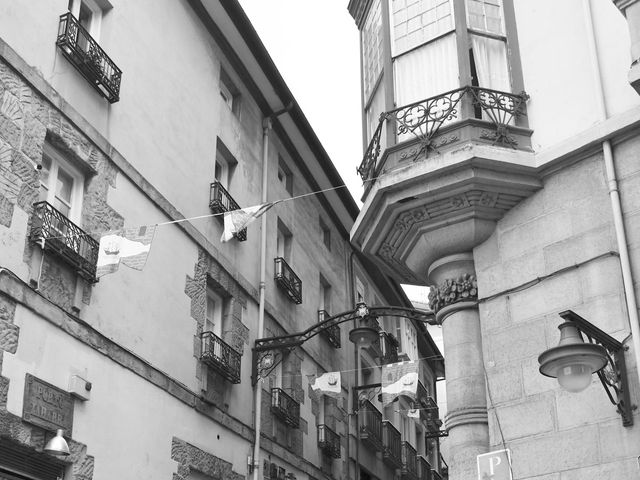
[348,0,640,479]
[0,1,443,480]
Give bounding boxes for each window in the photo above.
[277,156,293,196]
[276,220,292,261]
[391,0,454,56]
[355,277,366,303]
[320,218,331,250]
[68,0,106,39]
[219,69,240,115]
[319,275,331,313]
[39,144,84,222]
[205,287,225,337]
[214,140,237,190]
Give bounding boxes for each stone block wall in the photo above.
[475,147,640,479]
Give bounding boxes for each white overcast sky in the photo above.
[238,0,364,203]
[238,0,430,302]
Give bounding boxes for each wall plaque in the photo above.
[22,374,73,434]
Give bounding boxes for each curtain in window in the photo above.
[470,34,510,92]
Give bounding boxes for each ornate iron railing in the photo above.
[382,420,402,468]
[317,424,341,458]
[358,400,383,451]
[357,86,529,181]
[380,331,399,364]
[318,310,341,348]
[424,396,442,429]
[56,12,122,103]
[401,441,419,480]
[209,181,247,241]
[30,201,99,282]
[200,331,241,384]
[274,257,302,304]
[271,388,300,428]
[418,456,433,480]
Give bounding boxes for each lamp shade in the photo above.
[538,322,608,393]
[44,429,70,456]
[349,326,378,348]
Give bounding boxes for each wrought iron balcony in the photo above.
[209,181,246,241]
[358,399,383,451]
[380,331,399,364]
[382,420,402,468]
[401,441,419,480]
[358,86,530,183]
[274,257,302,304]
[318,310,340,348]
[30,201,99,282]
[425,396,442,429]
[200,331,241,384]
[418,456,433,480]
[56,12,122,103]
[271,388,300,428]
[317,424,341,458]
[431,471,443,480]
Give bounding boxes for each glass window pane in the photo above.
[79,2,92,30]
[56,168,74,203]
[54,198,70,217]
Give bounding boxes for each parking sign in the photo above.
[477,449,512,480]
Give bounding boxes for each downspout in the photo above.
[583,0,640,389]
[345,249,357,480]
[252,117,271,480]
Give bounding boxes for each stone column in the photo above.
[428,253,488,480]
[614,0,640,93]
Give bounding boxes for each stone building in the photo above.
[348,0,640,479]
[0,1,443,480]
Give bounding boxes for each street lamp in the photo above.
[538,310,634,426]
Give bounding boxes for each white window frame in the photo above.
[277,156,293,196]
[69,0,106,39]
[40,144,84,223]
[205,287,224,337]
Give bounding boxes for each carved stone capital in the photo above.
[428,274,478,314]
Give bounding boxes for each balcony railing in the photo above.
[56,12,122,103]
[431,471,443,480]
[358,400,383,451]
[380,331,399,364]
[30,201,99,282]
[401,441,419,480]
[200,331,241,384]
[418,456,433,480]
[318,424,341,458]
[274,257,302,304]
[318,310,340,348]
[358,86,530,182]
[209,181,247,241]
[271,388,300,428]
[382,421,402,468]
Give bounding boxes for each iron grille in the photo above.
[358,399,383,451]
[401,441,419,480]
[271,388,300,428]
[358,86,529,181]
[30,201,99,282]
[380,331,399,364]
[418,456,433,480]
[317,424,341,458]
[200,331,241,384]
[318,310,340,348]
[209,181,246,241]
[274,257,302,304]
[382,420,402,468]
[56,12,122,103]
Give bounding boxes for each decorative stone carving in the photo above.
[171,436,244,480]
[428,273,478,313]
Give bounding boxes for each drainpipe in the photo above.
[583,0,640,389]
[252,117,271,480]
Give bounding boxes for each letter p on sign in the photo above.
[477,449,512,480]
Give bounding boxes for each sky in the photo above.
[237,0,364,203]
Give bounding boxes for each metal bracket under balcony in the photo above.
[200,331,241,384]
[56,12,122,103]
[274,257,302,304]
[271,388,300,428]
[401,441,419,480]
[30,201,99,282]
[209,181,247,241]
[318,310,341,348]
[418,456,433,480]
[358,399,383,452]
[382,420,402,468]
[318,424,341,458]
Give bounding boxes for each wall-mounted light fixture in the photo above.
[538,310,634,427]
[44,429,70,456]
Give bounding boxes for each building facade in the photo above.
[0,1,443,480]
[348,0,640,479]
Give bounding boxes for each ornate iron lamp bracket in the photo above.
[559,310,635,427]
